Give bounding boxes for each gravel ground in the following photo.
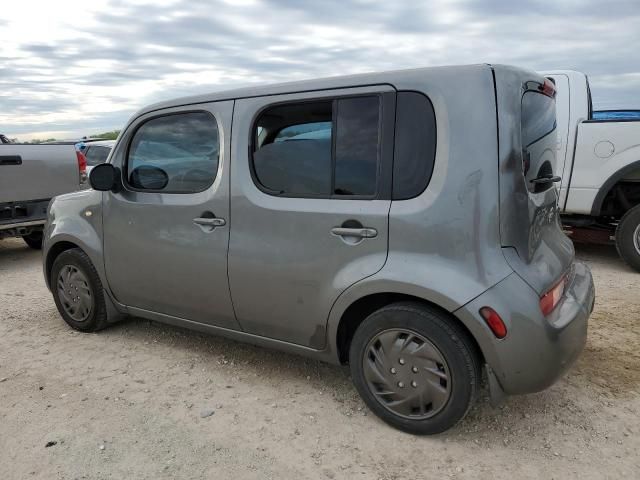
[0,237,638,479]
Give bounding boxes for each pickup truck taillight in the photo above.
[76,150,87,183]
[539,275,567,316]
[539,78,556,98]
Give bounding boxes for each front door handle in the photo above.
[193,217,226,227]
[331,227,377,239]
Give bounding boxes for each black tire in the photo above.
[50,248,108,332]
[615,204,640,272]
[22,231,43,249]
[349,302,481,435]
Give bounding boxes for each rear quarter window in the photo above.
[392,91,437,200]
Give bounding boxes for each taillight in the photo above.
[76,150,87,183]
[479,307,507,339]
[539,276,567,316]
[539,78,556,98]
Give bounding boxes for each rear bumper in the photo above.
[455,262,594,395]
[0,199,49,231]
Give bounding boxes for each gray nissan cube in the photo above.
[43,64,595,434]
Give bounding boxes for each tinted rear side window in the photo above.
[334,97,380,196]
[521,91,557,193]
[253,101,333,196]
[392,92,437,200]
[274,122,332,142]
[252,96,381,197]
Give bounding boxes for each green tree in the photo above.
[90,130,120,140]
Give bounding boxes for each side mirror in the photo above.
[89,163,117,191]
[130,165,169,190]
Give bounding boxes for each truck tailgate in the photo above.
[0,144,81,203]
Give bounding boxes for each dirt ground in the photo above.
[0,238,638,480]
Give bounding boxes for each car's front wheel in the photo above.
[349,302,481,435]
[51,248,108,332]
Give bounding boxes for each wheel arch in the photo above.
[333,292,485,366]
[44,232,105,292]
[591,159,640,216]
[45,237,126,324]
[45,240,82,290]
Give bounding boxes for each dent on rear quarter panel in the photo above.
[44,190,106,289]
[385,66,513,303]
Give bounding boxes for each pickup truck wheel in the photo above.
[616,205,640,272]
[349,302,480,435]
[22,231,43,249]
[50,248,108,332]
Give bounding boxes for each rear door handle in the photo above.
[193,217,226,227]
[331,227,378,239]
[0,155,22,166]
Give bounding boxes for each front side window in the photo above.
[252,96,381,197]
[127,111,219,193]
[521,91,557,193]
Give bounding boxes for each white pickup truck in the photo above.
[0,141,88,248]
[543,70,640,271]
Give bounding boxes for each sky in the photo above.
[1,0,639,140]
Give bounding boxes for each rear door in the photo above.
[229,86,395,348]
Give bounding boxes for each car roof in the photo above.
[135,64,491,118]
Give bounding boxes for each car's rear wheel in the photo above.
[349,302,480,435]
[22,231,43,249]
[51,248,108,332]
[615,204,640,273]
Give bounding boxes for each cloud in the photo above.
[1,0,639,140]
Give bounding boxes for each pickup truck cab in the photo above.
[0,142,88,248]
[543,70,640,271]
[43,64,595,434]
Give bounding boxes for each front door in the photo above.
[103,102,239,329]
[229,86,395,348]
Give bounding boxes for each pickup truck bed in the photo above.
[0,143,86,247]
